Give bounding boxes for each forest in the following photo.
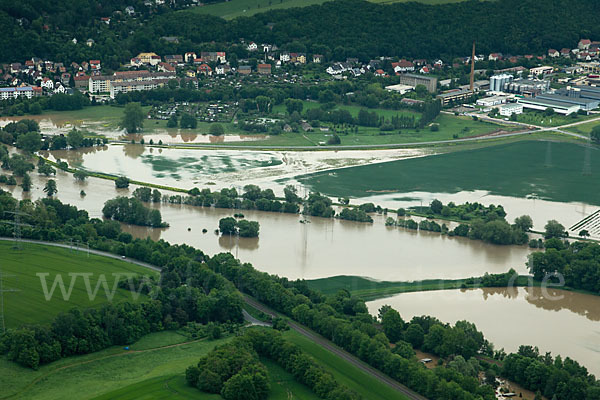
[2,0,600,64]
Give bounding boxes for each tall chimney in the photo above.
[470,41,475,92]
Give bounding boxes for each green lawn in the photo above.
[218,113,506,147]
[0,242,157,330]
[0,332,231,400]
[514,110,595,127]
[566,118,600,136]
[283,330,408,400]
[297,139,600,205]
[184,0,331,19]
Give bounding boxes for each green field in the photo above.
[184,0,331,19]
[297,139,600,205]
[185,0,478,20]
[1,332,231,400]
[283,330,408,400]
[0,242,157,329]
[514,110,595,128]
[218,113,506,147]
[566,118,600,136]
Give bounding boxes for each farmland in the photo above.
[297,139,600,204]
[0,241,156,330]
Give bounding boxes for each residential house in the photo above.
[392,59,414,74]
[419,66,430,74]
[125,6,135,16]
[561,48,571,57]
[90,60,101,71]
[548,49,559,58]
[101,17,111,24]
[280,52,290,63]
[215,64,231,75]
[326,63,347,75]
[258,63,271,75]
[414,59,427,67]
[10,63,22,74]
[86,39,94,47]
[25,60,34,69]
[158,62,175,72]
[312,54,323,63]
[61,73,71,85]
[238,65,252,75]
[198,64,212,76]
[186,70,196,78]
[374,69,387,77]
[488,53,503,61]
[81,61,89,71]
[73,75,89,89]
[185,52,197,63]
[433,59,444,68]
[40,77,54,90]
[247,42,258,51]
[579,39,592,50]
[130,58,143,67]
[296,53,306,64]
[54,83,67,94]
[164,54,184,65]
[135,52,161,66]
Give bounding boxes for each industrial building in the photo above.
[517,97,580,115]
[503,79,551,96]
[437,88,474,105]
[398,74,438,93]
[535,93,599,111]
[477,95,508,107]
[489,74,513,92]
[499,103,523,116]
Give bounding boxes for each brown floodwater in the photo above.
[366,287,600,376]
[1,172,532,281]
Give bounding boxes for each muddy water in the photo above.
[347,191,594,233]
[1,172,532,281]
[0,115,270,144]
[366,287,600,376]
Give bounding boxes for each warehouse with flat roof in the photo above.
[517,97,580,115]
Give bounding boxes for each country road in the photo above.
[4,237,428,400]
[243,295,429,400]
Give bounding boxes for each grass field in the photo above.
[0,242,157,330]
[305,275,540,301]
[185,0,478,20]
[514,110,595,128]
[1,332,232,400]
[283,330,408,400]
[297,139,600,205]
[566,118,600,136]
[219,113,506,147]
[184,0,331,19]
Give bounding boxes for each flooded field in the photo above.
[367,287,600,376]
[1,172,532,281]
[41,144,429,190]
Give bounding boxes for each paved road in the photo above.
[243,295,428,400]
[242,309,271,327]
[0,237,161,273]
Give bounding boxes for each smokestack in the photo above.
[470,41,475,92]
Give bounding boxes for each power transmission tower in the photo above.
[0,266,19,334]
[3,207,32,250]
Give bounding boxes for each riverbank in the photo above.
[306,273,600,301]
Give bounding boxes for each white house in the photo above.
[499,103,523,116]
[41,78,54,90]
[247,42,258,51]
[54,84,67,94]
[279,52,290,62]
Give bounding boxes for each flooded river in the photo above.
[367,287,600,376]
[1,171,532,281]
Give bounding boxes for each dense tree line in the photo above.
[219,216,260,238]
[3,0,600,65]
[102,196,168,228]
[391,200,531,245]
[502,345,600,399]
[529,239,600,293]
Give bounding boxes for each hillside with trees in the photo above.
[2,0,600,64]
